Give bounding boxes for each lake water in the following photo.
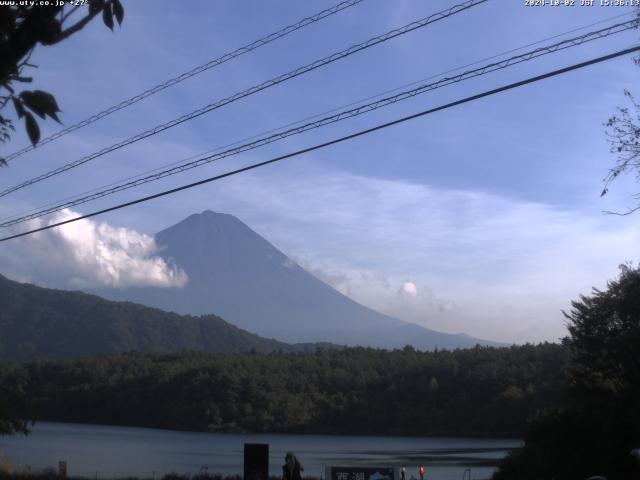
[0,422,520,480]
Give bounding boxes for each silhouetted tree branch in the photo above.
[0,0,124,160]
[602,12,640,213]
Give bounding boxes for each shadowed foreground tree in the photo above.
[0,376,30,436]
[493,265,640,480]
[566,264,640,395]
[0,0,124,157]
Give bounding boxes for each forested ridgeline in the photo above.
[0,343,565,437]
[0,274,321,361]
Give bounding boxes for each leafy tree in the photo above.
[0,372,30,436]
[0,0,124,156]
[564,263,640,396]
[494,266,640,480]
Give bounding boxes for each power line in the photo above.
[1,0,365,163]
[4,9,632,227]
[2,45,637,243]
[0,0,488,198]
[1,19,635,228]
[2,19,633,226]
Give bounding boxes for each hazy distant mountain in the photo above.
[95,211,502,349]
[0,274,302,361]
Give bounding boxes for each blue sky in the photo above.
[1,0,640,342]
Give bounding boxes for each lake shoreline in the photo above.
[21,418,523,441]
[1,422,518,480]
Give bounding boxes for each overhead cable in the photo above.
[1,19,636,227]
[2,45,638,242]
[0,0,488,197]
[1,0,365,163]
[7,8,631,226]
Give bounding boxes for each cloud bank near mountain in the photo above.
[0,209,187,289]
[176,164,640,342]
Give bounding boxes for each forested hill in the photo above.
[0,274,301,360]
[1,344,567,437]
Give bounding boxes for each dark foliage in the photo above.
[0,0,123,154]
[565,264,640,395]
[0,343,566,437]
[0,369,30,435]
[493,266,640,480]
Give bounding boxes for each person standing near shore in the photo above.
[418,465,425,480]
[283,452,303,480]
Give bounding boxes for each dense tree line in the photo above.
[0,343,565,438]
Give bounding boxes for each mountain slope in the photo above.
[0,274,296,361]
[96,211,503,349]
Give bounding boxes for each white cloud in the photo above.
[399,281,418,298]
[0,209,187,289]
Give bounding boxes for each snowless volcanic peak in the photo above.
[94,210,503,350]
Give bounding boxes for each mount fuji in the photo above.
[94,211,503,349]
